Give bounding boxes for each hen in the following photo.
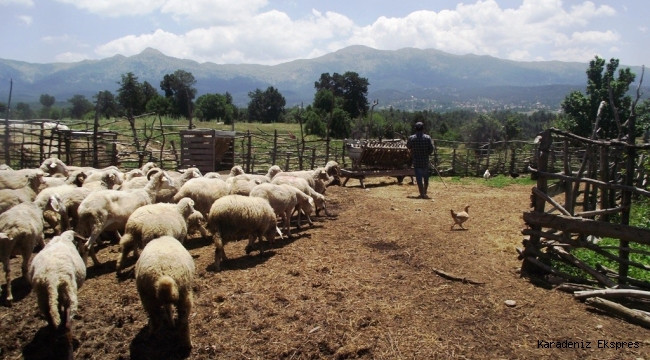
[450,205,470,230]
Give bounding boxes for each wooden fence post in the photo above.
[311,148,316,169]
[619,109,637,284]
[465,149,470,177]
[272,129,277,165]
[285,152,291,171]
[246,130,252,173]
[451,148,456,175]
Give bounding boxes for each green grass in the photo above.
[551,198,650,282]
[438,174,535,187]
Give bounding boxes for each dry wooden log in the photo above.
[523,211,650,245]
[548,246,616,288]
[528,167,650,198]
[575,289,650,300]
[597,265,650,290]
[532,187,571,216]
[430,267,485,285]
[584,297,650,329]
[547,127,650,150]
[575,206,629,218]
[555,283,602,293]
[522,229,565,242]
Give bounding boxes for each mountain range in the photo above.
[0,45,646,111]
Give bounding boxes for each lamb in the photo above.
[207,195,279,271]
[271,175,331,217]
[249,183,315,238]
[76,169,174,266]
[35,171,87,234]
[0,170,45,214]
[0,194,64,305]
[172,177,230,217]
[116,198,197,274]
[28,230,87,357]
[186,209,209,239]
[117,163,165,191]
[135,236,194,350]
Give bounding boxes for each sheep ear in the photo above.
[49,195,63,213]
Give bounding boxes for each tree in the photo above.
[560,56,635,139]
[145,94,173,116]
[636,99,650,140]
[94,90,118,119]
[117,72,145,117]
[160,70,197,119]
[314,72,369,119]
[330,108,351,138]
[15,102,34,120]
[462,114,502,144]
[39,94,55,118]
[304,108,326,137]
[195,93,235,123]
[39,94,55,108]
[68,95,93,119]
[247,86,286,123]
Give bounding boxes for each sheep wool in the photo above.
[208,195,278,271]
[28,230,87,331]
[116,198,196,273]
[135,236,194,350]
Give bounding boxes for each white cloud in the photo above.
[95,9,355,64]
[17,15,32,25]
[639,26,648,33]
[89,0,620,65]
[54,52,90,63]
[0,0,33,6]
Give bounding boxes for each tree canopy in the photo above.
[247,86,286,123]
[560,56,635,139]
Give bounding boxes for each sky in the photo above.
[0,0,648,67]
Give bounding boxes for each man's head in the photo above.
[415,122,424,131]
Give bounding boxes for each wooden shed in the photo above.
[180,129,235,174]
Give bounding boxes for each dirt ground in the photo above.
[1,176,649,360]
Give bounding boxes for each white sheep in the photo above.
[0,194,64,304]
[155,167,202,203]
[28,230,87,338]
[135,236,194,349]
[0,170,45,214]
[60,170,123,231]
[224,165,281,188]
[116,198,197,274]
[207,195,279,271]
[228,175,264,196]
[203,172,222,179]
[172,177,230,217]
[38,157,70,178]
[249,183,315,238]
[0,168,46,191]
[272,167,330,194]
[76,169,174,266]
[82,168,124,189]
[271,175,331,217]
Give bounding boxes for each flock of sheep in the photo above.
[0,158,340,356]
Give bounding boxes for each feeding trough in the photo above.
[341,139,415,188]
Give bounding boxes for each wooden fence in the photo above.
[519,128,650,290]
[2,118,544,176]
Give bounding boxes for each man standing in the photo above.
[406,121,434,199]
